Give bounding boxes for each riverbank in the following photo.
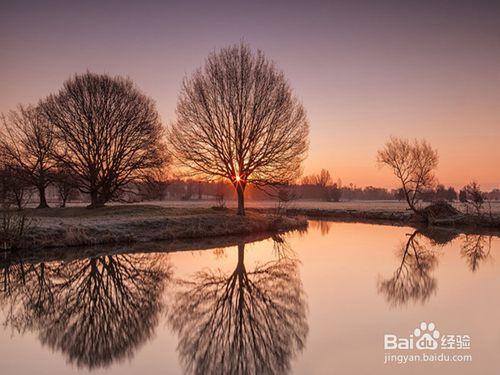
[2,205,308,250]
[0,230,284,267]
[122,199,500,230]
[259,206,500,230]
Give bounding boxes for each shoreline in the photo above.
[261,207,500,231]
[3,203,500,251]
[6,207,307,250]
[0,230,286,267]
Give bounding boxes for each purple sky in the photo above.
[1,0,499,188]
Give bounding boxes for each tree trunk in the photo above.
[403,187,419,215]
[88,190,105,209]
[37,186,49,209]
[236,184,245,216]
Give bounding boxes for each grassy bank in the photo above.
[3,205,308,250]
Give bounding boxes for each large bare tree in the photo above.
[377,137,438,215]
[0,105,57,208]
[41,72,167,208]
[169,44,309,215]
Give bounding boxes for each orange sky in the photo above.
[1,1,499,189]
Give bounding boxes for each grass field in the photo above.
[124,199,500,214]
[3,205,307,249]
[22,197,500,214]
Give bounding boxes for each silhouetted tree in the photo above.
[394,188,406,201]
[0,105,57,208]
[461,182,485,215]
[41,72,167,208]
[169,44,309,215]
[214,180,227,209]
[140,163,172,201]
[0,166,9,207]
[300,169,342,202]
[458,189,467,204]
[329,182,342,202]
[312,169,332,201]
[0,166,32,209]
[434,184,457,201]
[446,186,458,201]
[275,184,300,215]
[377,137,438,215]
[53,166,79,207]
[167,240,308,375]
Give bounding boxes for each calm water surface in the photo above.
[1,221,499,374]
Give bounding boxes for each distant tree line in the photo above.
[129,176,500,204]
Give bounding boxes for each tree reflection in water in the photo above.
[167,239,308,375]
[1,253,171,370]
[377,229,496,308]
[377,230,440,308]
[308,220,332,236]
[460,234,493,272]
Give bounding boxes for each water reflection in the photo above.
[377,228,495,308]
[377,230,440,308]
[308,220,332,236]
[0,223,498,374]
[1,254,171,370]
[167,238,308,375]
[460,234,492,272]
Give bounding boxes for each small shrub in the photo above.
[0,209,30,250]
[214,194,226,209]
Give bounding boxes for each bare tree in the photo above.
[0,165,32,210]
[139,163,172,201]
[0,209,30,250]
[0,166,8,207]
[53,166,79,207]
[312,169,332,201]
[169,44,309,215]
[461,181,485,215]
[275,185,299,215]
[377,137,438,215]
[213,180,227,209]
[301,169,341,202]
[0,105,57,208]
[312,169,332,189]
[40,72,167,208]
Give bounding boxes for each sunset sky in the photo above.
[1,0,499,189]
